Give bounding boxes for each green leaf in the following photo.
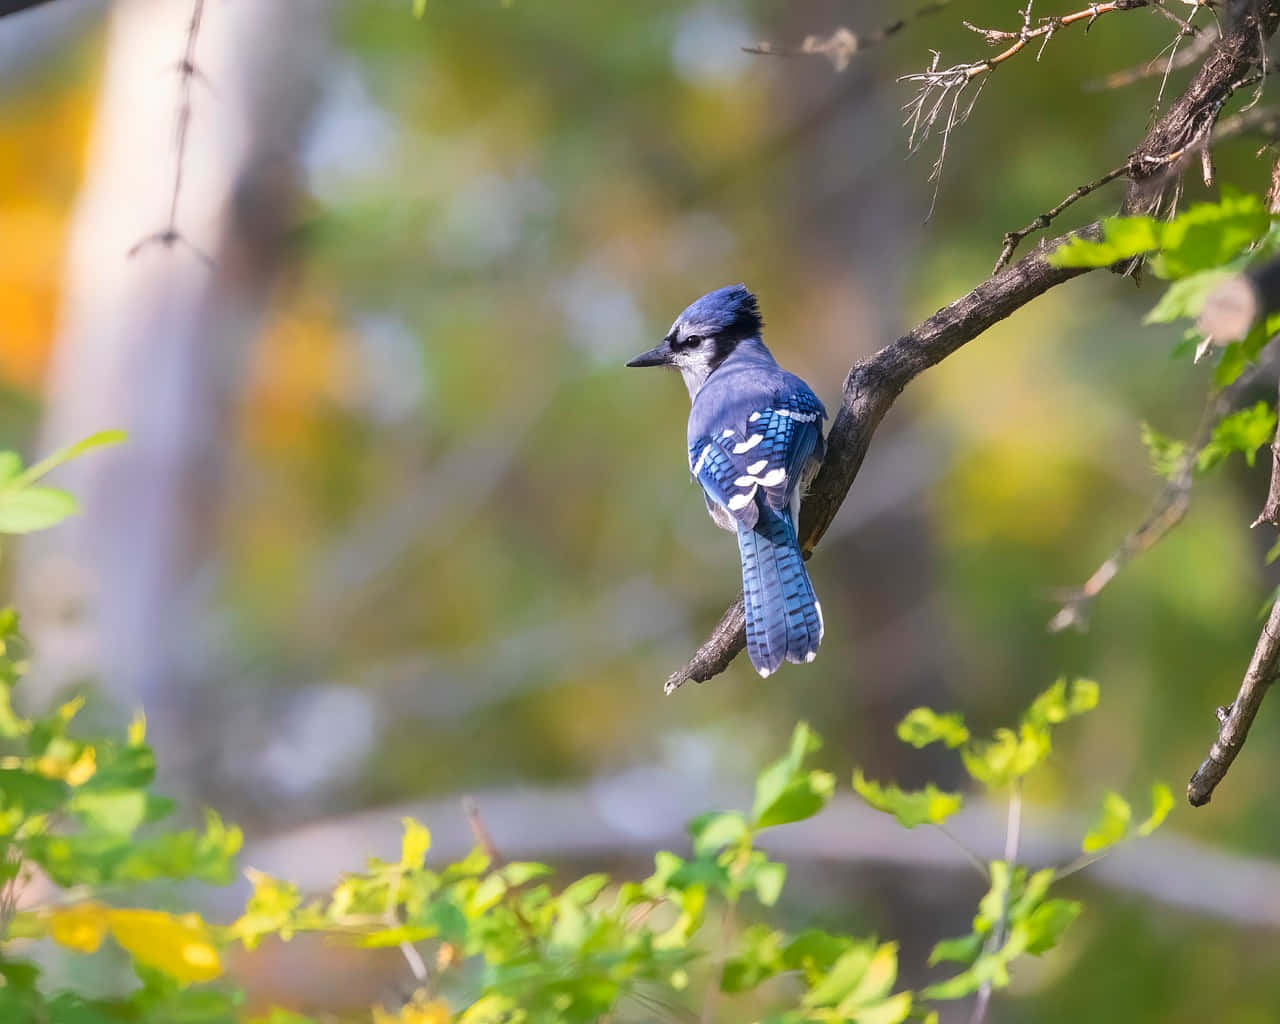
[751,860,786,907]
[559,872,608,906]
[928,933,984,967]
[1020,898,1082,955]
[838,942,898,1010]
[1144,267,1237,324]
[1214,319,1270,388]
[803,942,876,1008]
[1008,867,1055,922]
[721,924,785,993]
[1049,195,1269,277]
[1049,217,1162,268]
[70,790,148,836]
[0,486,78,533]
[851,993,913,1024]
[974,860,1011,935]
[0,768,68,815]
[1082,791,1132,853]
[754,770,836,829]
[231,871,302,949]
[895,708,969,749]
[7,430,127,490]
[961,725,1050,789]
[412,0,427,16]
[752,722,821,822]
[782,929,859,982]
[1023,678,1099,727]
[1198,401,1276,472]
[688,810,748,855]
[499,861,552,886]
[1152,191,1270,278]
[751,724,835,829]
[1139,421,1188,481]
[0,453,20,484]
[851,770,963,828]
[1136,782,1175,836]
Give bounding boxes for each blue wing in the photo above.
[689,386,824,524]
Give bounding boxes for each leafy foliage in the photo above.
[1052,194,1280,390]
[0,430,124,535]
[1050,192,1270,277]
[0,439,1172,1023]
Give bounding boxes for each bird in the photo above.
[626,284,827,677]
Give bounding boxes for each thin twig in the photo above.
[1188,596,1280,805]
[382,864,430,986]
[935,824,993,880]
[1048,370,1258,633]
[995,162,1129,272]
[901,0,1197,220]
[463,795,503,865]
[701,901,735,1024]
[969,781,1022,1024]
[744,1,956,72]
[128,0,212,264]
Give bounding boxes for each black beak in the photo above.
[625,339,674,368]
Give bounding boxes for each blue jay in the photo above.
[627,285,827,677]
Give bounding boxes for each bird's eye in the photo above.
[683,334,703,347]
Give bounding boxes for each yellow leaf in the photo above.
[48,901,109,953]
[374,1000,451,1024]
[400,818,432,869]
[64,746,97,787]
[128,710,147,747]
[106,908,222,983]
[35,744,96,786]
[57,696,85,724]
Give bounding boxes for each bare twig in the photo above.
[969,781,1023,1024]
[902,0,1200,217]
[128,0,211,264]
[1188,595,1280,805]
[1090,20,1220,91]
[1048,372,1258,633]
[744,1,956,72]
[463,796,503,865]
[666,225,1103,693]
[995,162,1129,271]
[1254,377,1280,528]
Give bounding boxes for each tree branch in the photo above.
[0,0,61,19]
[665,225,1102,693]
[1122,0,1280,217]
[1188,595,1280,805]
[1048,370,1260,633]
[1187,365,1280,805]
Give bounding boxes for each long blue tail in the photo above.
[736,507,823,677]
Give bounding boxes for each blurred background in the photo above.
[3,0,1280,1020]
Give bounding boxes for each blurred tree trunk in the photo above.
[17,0,330,773]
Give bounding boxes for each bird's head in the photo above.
[626,284,762,392]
